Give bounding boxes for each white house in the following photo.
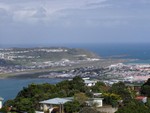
[84,80,97,87]
[36,97,73,113]
[92,98,104,107]
[93,93,102,97]
[0,97,3,109]
[86,98,104,107]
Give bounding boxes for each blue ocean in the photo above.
[2,43,150,60]
[0,78,63,102]
[68,43,150,64]
[71,43,150,59]
[1,43,150,101]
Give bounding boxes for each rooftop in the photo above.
[39,98,72,105]
[135,96,147,100]
[84,80,97,84]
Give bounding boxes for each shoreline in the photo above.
[0,59,128,79]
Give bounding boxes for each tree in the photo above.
[143,78,150,86]
[0,106,10,113]
[4,76,90,112]
[15,98,35,113]
[116,100,150,113]
[109,82,132,103]
[91,81,108,93]
[74,93,88,105]
[103,93,121,107]
[4,99,15,107]
[141,85,150,96]
[141,78,150,97]
[70,76,86,92]
[64,101,81,113]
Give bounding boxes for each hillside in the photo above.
[0,47,104,78]
[0,47,100,66]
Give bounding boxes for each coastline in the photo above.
[125,59,150,65]
[0,59,127,79]
[0,78,64,101]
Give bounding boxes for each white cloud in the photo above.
[0,0,149,21]
[32,7,46,18]
[0,0,150,45]
[0,0,109,23]
[0,8,12,24]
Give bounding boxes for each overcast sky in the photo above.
[0,0,150,46]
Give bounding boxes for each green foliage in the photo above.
[141,85,150,96]
[116,100,150,113]
[16,83,58,102]
[15,98,34,112]
[145,98,150,108]
[143,78,150,86]
[74,93,88,105]
[103,93,121,107]
[0,106,9,113]
[4,76,89,112]
[4,99,15,107]
[91,81,108,93]
[109,82,132,103]
[70,76,86,92]
[141,79,150,97]
[64,101,81,113]
[56,76,87,97]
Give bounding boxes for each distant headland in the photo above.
[0,47,125,79]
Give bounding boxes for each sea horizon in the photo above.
[1,43,150,60]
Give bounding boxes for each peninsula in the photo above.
[0,47,124,79]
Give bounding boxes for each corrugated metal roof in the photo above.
[39,98,72,105]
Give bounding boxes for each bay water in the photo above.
[1,43,150,102]
[0,78,63,102]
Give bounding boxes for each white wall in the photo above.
[93,99,103,107]
[0,101,2,109]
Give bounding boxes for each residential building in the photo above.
[0,97,3,109]
[36,97,73,113]
[135,96,147,103]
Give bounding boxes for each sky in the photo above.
[0,0,150,46]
